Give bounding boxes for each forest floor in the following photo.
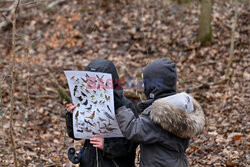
[0,0,249,166]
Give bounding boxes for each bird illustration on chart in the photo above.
[64,71,123,138]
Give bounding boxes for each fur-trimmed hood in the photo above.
[150,93,205,138]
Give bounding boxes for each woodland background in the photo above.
[0,0,249,166]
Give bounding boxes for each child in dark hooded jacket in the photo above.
[65,59,139,167]
[114,58,205,167]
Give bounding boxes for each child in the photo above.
[114,58,205,167]
[65,59,139,167]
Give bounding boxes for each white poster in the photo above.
[64,71,123,139]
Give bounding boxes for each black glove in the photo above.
[114,92,123,110]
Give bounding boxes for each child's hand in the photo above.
[90,136,104,150]
[64,102,76,114]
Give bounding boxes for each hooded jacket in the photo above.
[65,59,139,167]
[138,58,177,111]
[115,59,205,167]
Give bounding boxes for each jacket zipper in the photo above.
[112,159,119,167]
[96,148,99,167]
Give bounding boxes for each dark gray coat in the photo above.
[116,94,205,167]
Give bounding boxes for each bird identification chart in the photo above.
[64,71,123,139]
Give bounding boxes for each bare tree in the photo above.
[198,0,213,45]
[9,0,20,167]
[225,0,238,81]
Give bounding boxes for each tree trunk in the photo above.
[177,0,191,4]
[198,0,213,45]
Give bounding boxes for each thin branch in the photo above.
[25,47,31,121]
[1,13,13,24]
[0,1,15,29]
[0,75,6,111]
[0,75,6,167]
[9,1,20,167]
[20,0,48,9]
[0,2,15,12]
[0,13,12,28]
[47,0,65,8]
[225,0,238,81]
[20,1,40,6]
